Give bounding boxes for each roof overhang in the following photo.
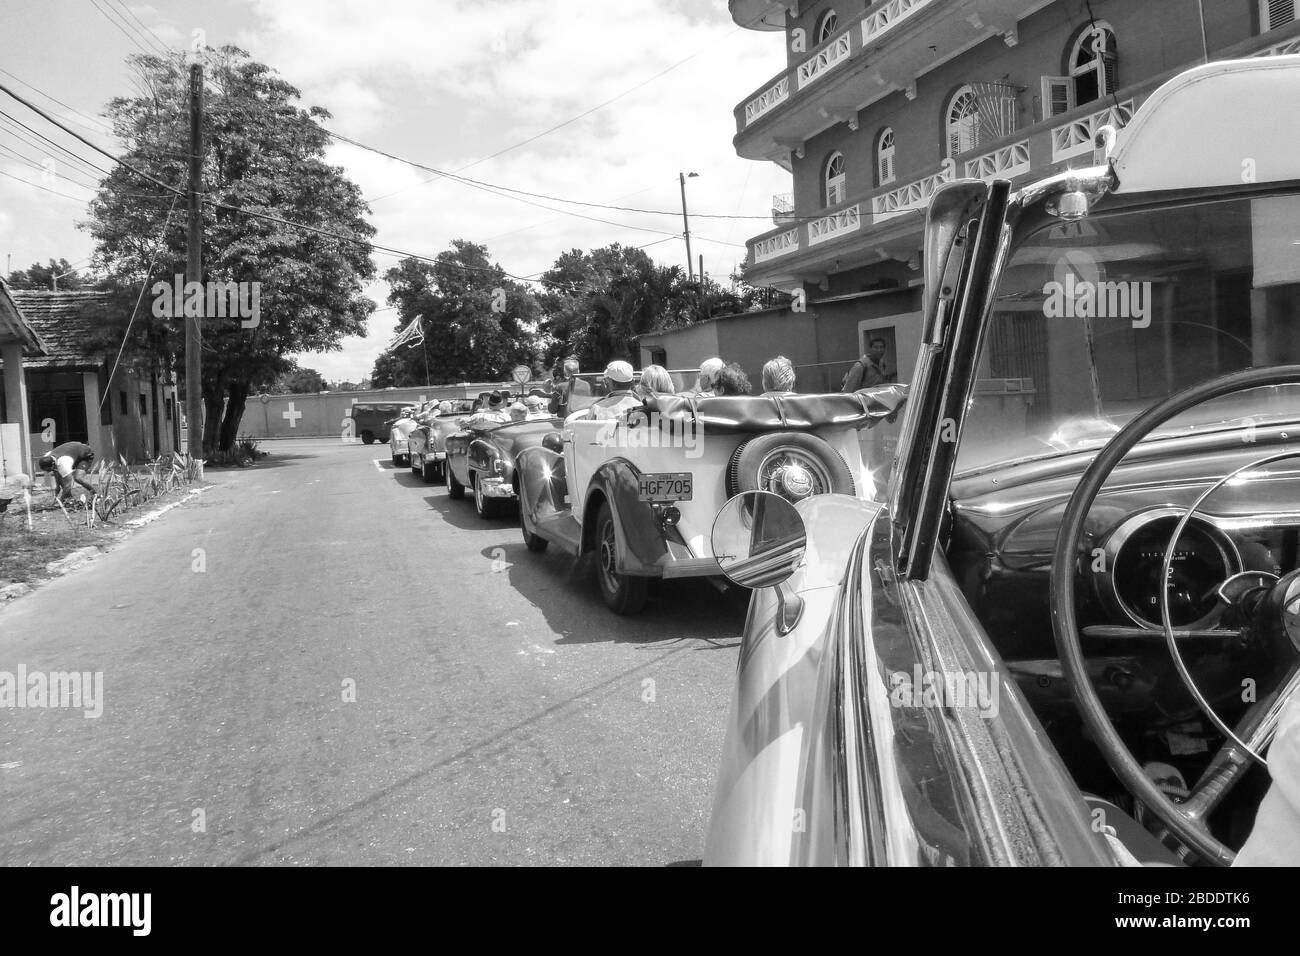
[729,0,787,31]
[0,281,49,356]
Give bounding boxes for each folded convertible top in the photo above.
[635,383,908,433]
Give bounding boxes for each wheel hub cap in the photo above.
[777,463,814,500]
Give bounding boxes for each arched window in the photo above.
[1069,21,1116,105]
[817,9,839,44]
[877,127,896,186]
[946,86,980,157]
[824,151,846,206]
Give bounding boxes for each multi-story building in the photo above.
[640,0,1300,392]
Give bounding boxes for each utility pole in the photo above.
[185,61,204,455]
[679,171,697,282]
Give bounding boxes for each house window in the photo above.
[1043,22,1118,118]
[817,9,838,43]
[138,393,148,418]
[877,127,896,186]
[824,151,846,206]
[946,86,981,157]
[166,396,173,421]
[120,390,128,416]
[1261,0,1298,31]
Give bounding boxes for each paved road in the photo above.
[0,439,743,865]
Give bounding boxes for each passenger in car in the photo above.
[760,356,797,397]
[587,361,642,420]
[549,356,586,416]
[524,394,549,418]
[637,364,674,398]
[681,357,724,398]
[715,362,752,396]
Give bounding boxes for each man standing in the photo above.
[842,337,893,391]
[549,356,587,416]
[37,440,97,502]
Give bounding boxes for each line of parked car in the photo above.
[363,59,1300,868]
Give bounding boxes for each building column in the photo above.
[82,371,104,450]
[1,342,33,476]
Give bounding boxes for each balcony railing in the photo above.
[738,0,938,132]
[771,192,795,225]
[753,228,801,264]
[808,204,862,245]
[861,0,933,43]
[1050,100,1134,164]
[964,139,1032,182]
[872,166,953,222]
[745,76,789,126]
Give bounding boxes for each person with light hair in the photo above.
[637,364,674,397]
[761,356,797,397]
[508,402,528,422]
[549,355,587,416]
[682,357,725,398]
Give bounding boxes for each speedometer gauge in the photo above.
[1099,511,1240,628]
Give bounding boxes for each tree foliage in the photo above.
[5,258,92,291]
[85,45,375,452]
[371,241,540,387]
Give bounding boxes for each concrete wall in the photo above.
[236,384,512,439]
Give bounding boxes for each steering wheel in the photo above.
[1050,365,1300,865]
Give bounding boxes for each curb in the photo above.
[44,546,102,576]
[124,485,212,529]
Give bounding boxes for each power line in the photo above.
[0,111,116,180]
[327,128,778,220]
[88,0,160,58]
[0,68,117,136]
[0,167,96,203]
[105,0,173,56]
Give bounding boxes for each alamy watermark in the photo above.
[1042,250,1151,329]
[591,411,703,459]
[889,666,999,718]
[0,665,103,718]
[151,274,260,328]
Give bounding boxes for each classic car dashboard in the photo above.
[943,425,1300,810]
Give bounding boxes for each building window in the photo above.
[138,393,148,418]
[823,151,846,206]
[119,390,128,416]
[166,396,173,421]
[816,9,838,43]
[946,86,981,157]
[1043,22,1117,118]
[877,127,896,186]
[1261,0,1298,32]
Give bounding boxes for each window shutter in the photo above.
[1264,0,1298,31]
[1041,75,1074,119]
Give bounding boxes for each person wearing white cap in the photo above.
[523,394,549,418]
[566,360,640,422]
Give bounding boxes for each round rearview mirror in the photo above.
[711,491,807,589]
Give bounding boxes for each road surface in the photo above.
[0,438,743,866]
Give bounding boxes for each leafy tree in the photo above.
[538,244,683,371]
[85,45,375,452]
[261,362,326,394]
[372,241,540,386]
[5,258,91,290]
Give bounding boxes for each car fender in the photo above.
[704,494,881,866]
[581,458,689,576]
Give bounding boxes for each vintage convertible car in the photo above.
[443,402,561,520]
[704,57,1300,867]
[408,399,476,483]
[387,409,418,467]
[514,371,905,614]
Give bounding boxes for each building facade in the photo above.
[0,290,180,465]
[644,0,1300,390]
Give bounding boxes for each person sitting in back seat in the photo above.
[760,356,797,397]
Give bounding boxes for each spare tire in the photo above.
[726,431,854,501]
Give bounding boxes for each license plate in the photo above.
[638,473,692,501]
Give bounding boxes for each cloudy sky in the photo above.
[0,0,791,381]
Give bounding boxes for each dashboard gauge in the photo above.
[1098,510,1240,629]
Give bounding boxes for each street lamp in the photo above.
[679,171,699,281]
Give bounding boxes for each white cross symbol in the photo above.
[282,402,302,428]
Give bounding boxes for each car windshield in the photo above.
[954,191,1300,474]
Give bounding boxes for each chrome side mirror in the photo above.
[711,491,807,634]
